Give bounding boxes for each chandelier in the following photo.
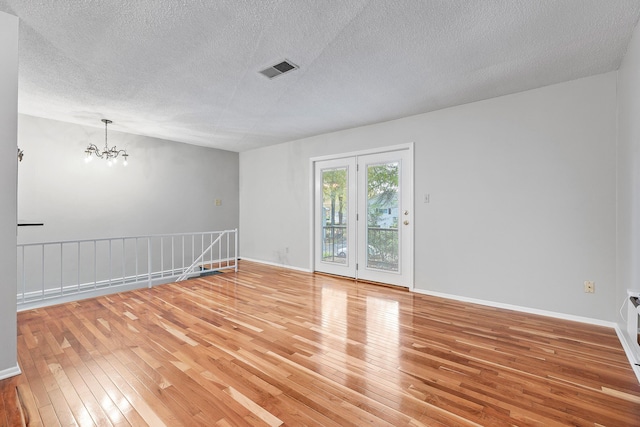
[84,119,129,166]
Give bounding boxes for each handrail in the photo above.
[17,229,238,310]
[17,230,238,247]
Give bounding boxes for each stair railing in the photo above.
[16,229,238,310]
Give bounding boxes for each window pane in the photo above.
[321,167,348,264]
[367,162,399,271]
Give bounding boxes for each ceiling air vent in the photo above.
[259,60,298,79]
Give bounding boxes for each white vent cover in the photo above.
[259,60,298,79]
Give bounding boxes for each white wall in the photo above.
[240,72,618,321]
[617,10,640,299]
[17,115,239,244]
[617,15,640,347]
[0,11,19,379]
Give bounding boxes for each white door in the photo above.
[356,150,413,287]
[314,157,357,277]
[314,148,413,288]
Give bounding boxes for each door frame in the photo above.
[309,143,414,289]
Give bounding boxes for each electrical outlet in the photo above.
[584,281,595,293]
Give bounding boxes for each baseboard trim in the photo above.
[0,364,21,381]
[239,257,312,273]
[413,288,616,328]
[614,325,640,383]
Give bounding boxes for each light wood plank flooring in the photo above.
[1,260,639,426]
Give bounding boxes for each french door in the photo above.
[314,148,413,288]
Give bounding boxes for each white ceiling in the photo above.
[1,1,639,152]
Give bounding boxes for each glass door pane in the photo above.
[366,162,399,272]
[321,167,348,264]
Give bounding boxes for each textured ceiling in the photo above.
[1,0,640,152]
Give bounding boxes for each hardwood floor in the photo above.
[1,260,639,426]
